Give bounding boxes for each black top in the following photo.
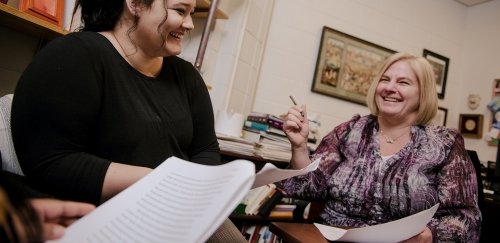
[11,32,220,205]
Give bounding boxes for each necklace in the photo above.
[380,129,408,144]
[112,32,129,59]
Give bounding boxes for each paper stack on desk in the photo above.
[48,157,319,243]
[314,203,439,243]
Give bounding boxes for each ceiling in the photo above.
[454,0,493,6]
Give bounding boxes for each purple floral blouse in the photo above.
[283,115,481,242]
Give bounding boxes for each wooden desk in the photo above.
[269,222,327,243]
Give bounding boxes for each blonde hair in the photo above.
[366,52,438,125]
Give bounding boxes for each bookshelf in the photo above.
[195,0,228,19]
[223,147,324,241]
[220,150,289,171]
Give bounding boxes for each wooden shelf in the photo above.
[0,3,68,40]
[0,1,226,40]
[195,0,228,19]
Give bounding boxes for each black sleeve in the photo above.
[182,61,220,165]
[11,34,110,205]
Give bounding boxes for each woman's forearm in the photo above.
[290,145,311,169]
[101,162,152,202]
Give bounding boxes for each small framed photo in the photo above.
[423,49,449,99]
[459,114,483,138]
[20,0,65,27]
[432,107,448,126]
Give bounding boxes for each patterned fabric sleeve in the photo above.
[428,130,481,242]
[282,115,360,200]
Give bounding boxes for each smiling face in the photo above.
[375,59,420,122]
[133,0,195,57]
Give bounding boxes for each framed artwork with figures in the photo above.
[311,26,395,105]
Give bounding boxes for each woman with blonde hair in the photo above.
[283,52,481,242]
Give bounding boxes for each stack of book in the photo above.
[243,112,292,162]
[238,184,284,217]
[217,111,320,162]
[269,197,311,221]
[242,225,276,243]
[244,112,285,132]
[234,184,313,222]
[217,133,257,157]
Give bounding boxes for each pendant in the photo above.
[382,134,395,144]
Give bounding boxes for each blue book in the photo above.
[244,120,269,132]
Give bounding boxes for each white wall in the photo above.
[238,0,500,163]
[458,0,500,162]
[182,0,275,118]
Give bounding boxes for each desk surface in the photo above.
[269,222,327,243]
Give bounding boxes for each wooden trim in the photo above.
[0,3,68,39]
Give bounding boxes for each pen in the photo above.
[289,95,298,106]
[289,95,304,117]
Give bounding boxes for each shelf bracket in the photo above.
[194,0,220,72]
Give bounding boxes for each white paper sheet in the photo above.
[48,157,255,243]
[314,203,439,243]
[47,156,320,243]
[252,158,320,189]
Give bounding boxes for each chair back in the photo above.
[0,94,24,175]
[467,149,484,212]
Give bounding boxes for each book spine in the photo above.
[247,112,269,123]
[269,210,294,219]
[267,115,284,130]
[258,189,283,217]
[249,224,262,243]
[244,120,269,132]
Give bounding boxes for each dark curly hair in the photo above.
[73,0,169,50]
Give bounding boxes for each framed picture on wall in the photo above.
[311,26,395,105]
[423,49,449,99]
[459,114,483,138]
[432,107,448,126]
[19,0,65,27]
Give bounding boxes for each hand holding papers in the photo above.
[314,203,439,243]
[49,156,319,243]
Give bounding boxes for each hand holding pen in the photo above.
[283,96,309,148]
[289,96,304,117]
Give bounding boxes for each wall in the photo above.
[0,0,39,96]
[1,0,499,162]
[241,0,500,163]
[0,26,38,96]
[458,0,500,162]
[182,0,275,118]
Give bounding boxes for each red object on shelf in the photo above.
[19,0,64,27]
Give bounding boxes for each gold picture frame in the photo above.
[459,114,484,138]
[311,26,395,105]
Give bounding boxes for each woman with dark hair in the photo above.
[11,0,246,241]
[283,53,481,242]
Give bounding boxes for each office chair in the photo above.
[467,149,484,213]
